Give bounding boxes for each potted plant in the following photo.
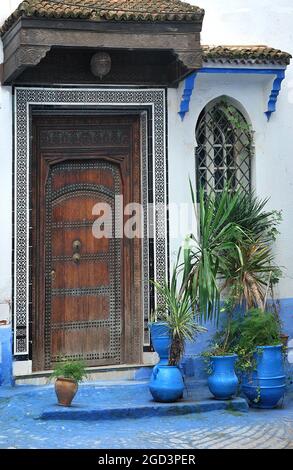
[180,186,245,399]
[231,309,286,409]
[202,299,240,400]
[52,360,87,407]
[148,315,171,368]
[206,351,239,400]
[181,184,283,400]
[149,257,206,403]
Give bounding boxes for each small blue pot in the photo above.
[242,345,286,409]
[148,322,171,367]
[149,365,184,403]
[208,354,239,400]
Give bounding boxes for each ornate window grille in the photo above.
[195,101,252,199]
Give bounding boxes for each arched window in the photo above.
[195,100,252,199]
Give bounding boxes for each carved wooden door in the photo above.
[32,115,142,371]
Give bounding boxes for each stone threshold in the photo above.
[15,363,152,379]
[14,364,154,385]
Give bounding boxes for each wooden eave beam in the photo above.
[1,17,203,85]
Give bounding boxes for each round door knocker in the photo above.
[72,253,81,264]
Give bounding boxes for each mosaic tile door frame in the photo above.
[14,87,167,357]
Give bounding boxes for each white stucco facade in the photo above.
[0,1,293,373]
[0,1,16,321]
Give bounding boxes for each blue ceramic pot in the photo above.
[242,345,286,409]
[149,365,184,403]
[208,354,239,400]
[148,322,171,366]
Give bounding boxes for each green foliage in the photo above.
[202,308,282,372]
[218,100,253,136]
[182,183,282,325]
[151,250,207,366]
[217,191,282,311]
[182,183,244,324]
[235,308,281,348]
[223,309,281,373]
[51,360,87,382]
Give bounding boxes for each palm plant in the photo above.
[218,190,282,312]
[152,252,206,366]
[218,191,281,243]
[182,183,281,324]
[222,239,280,311]
[180,183,244,324]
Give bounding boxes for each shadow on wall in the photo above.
[0,327,13,386]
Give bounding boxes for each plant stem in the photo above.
[169,334,184,366]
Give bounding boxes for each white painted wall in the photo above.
[0,1,18,316]
[169,0,293,298]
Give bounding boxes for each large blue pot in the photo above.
[148,322,171,366]
[149,365,184,402]
[242,345,286,409]
[208,354,239,400]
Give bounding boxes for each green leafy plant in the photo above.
[51,360,87,383]
[182,183,282,325]
[181,184,244,324]
[203,308,282,374]
[201,298,239,371]
[152,251,207,366]
[228,309,281,372]
[217,191,282,312]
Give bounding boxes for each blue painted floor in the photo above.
[0,381,292,449]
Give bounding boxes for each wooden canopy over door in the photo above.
[32,115,142,371]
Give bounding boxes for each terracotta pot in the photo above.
[55,377,78,407]
[280,334,289,348]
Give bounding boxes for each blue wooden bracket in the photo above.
[265,69,285,121]
[178,67,287,122]
[178,72,197,121]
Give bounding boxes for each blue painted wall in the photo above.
[278,299,293,338]
[0,327,13,386]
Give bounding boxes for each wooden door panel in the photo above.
[52,196,100,222]
[52,296,109,323]
[46,160,121,368]
[52,260,110,289]
[52,228,109,256]
[51,327,110,358]
[52,168,115,191]
[32,115,142,371]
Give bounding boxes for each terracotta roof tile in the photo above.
[1,3,291,67]
[1,0,204,34]
[202,45,291,66]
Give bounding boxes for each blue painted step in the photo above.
[40,380,248,421]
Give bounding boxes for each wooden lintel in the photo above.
[2,18,203,85]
